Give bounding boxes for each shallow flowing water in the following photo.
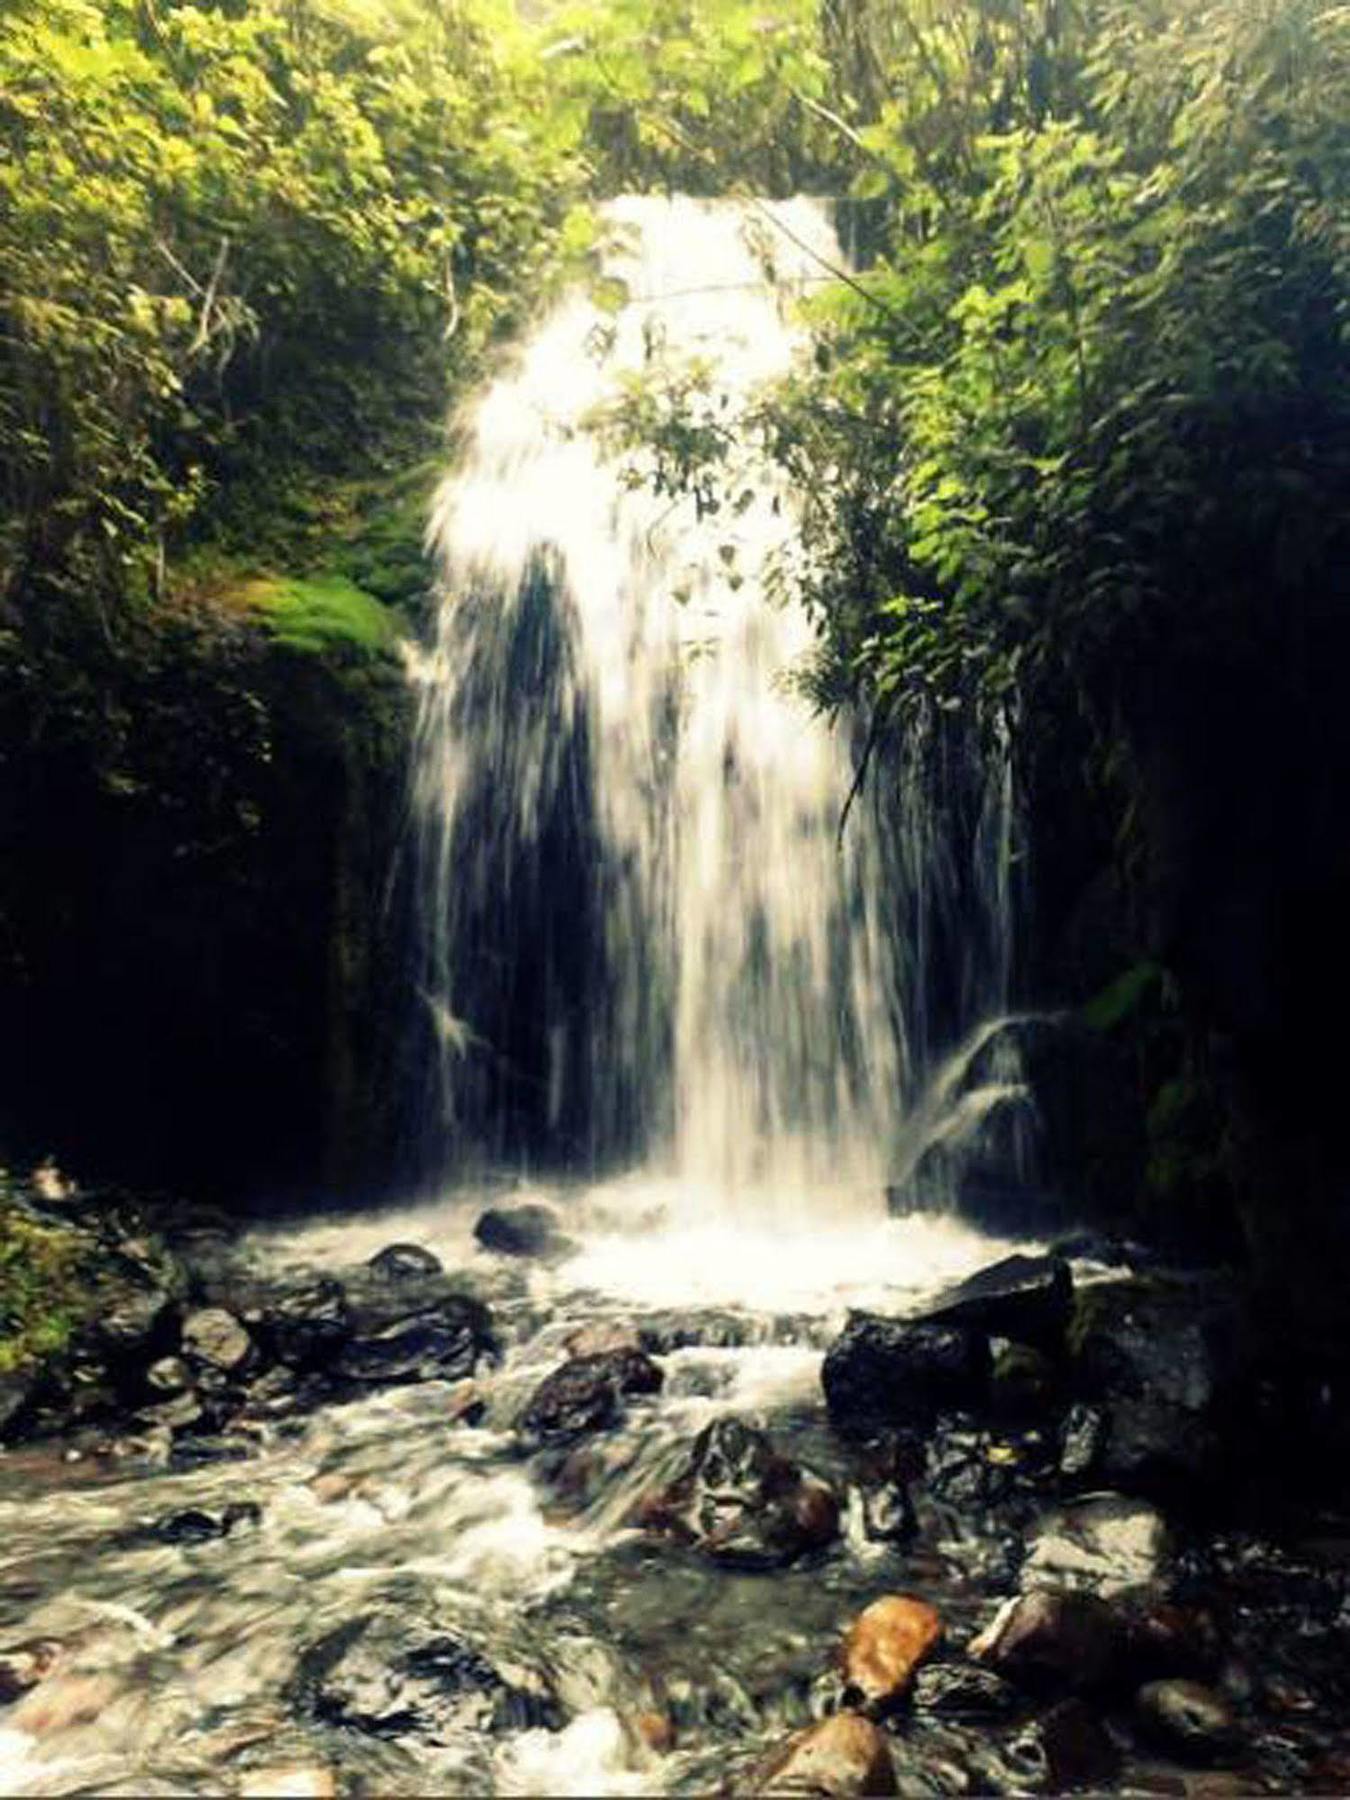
[0,1193,1026,1796]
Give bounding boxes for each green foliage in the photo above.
[0,0,584,616]
[539,0,834,194]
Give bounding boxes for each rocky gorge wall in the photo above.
[0,592,417,1207]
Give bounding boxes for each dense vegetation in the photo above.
[2,0,1348,1321]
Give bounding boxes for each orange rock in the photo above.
[759,1713,897,1796]
[842,1595,942,1709]
[12,1671,117,1734]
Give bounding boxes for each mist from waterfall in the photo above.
[407,195,1028,1212]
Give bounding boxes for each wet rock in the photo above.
[474,1203,576,1261]
[138,1390,205,1433]
[1136,1680,1240,1764]
[758,1712,897,1796]
[1058,1403,1107,1482]
[145,1356,190,1396]
[139,1501,261,1545]
[89,1253,179,1360]
[822,1315,990,1435]
[1022,1494,1173,1598]
[921,1254,1073,1351]
[971,1590,1130,1694]
[639,1415,839,1569]
[521,1349,663,1446]
[181,1306,252,1374]
[335,1301,494,1387]
[0,1640,61,1703]
[924,1418,1044,1514]
[298,1618,558,1738]
[841,1595,942,1710]
[861,1480,917,1545]
[368,1242,443,1280]
[1012,1697,1121,1792]
[912,1661,1020,1718]
[255,1277,352,1372]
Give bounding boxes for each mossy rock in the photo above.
[238,573,403,659]
[0,1201,91,1377]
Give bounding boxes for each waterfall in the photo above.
[407,195,1031,1213]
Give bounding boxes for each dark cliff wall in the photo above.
[0,605,416,1206]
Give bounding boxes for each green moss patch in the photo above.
[0,1206,90,1376]
[239,573,404,658]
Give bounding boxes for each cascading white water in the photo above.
[409,194,1029,1212]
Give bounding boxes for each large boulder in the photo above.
[474,1204,575,1262]
[918,1253,1073,1352]
[971,1588,1212,1698]
[821,1315,990,1435]
[1065,1277,1248,1498]
[638,1415,839,1570]
[970,1590,1132,1695]
[520,1349,663,1446]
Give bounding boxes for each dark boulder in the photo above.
[335,1300,495,1387]
[368,1242,443,1281]
[638,1415,839,1570]
[972,1589,1214,1697]
[822,1315,990,1435]
[520,1348,663,1446]
[474,1204,576,1262]
[251,1278,352,1372]
[919,1253,1073,1351]
[970,1590,1131,1694]
[1066,1277,1249,1499]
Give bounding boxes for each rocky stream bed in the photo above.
[1,1184,1348,1797]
